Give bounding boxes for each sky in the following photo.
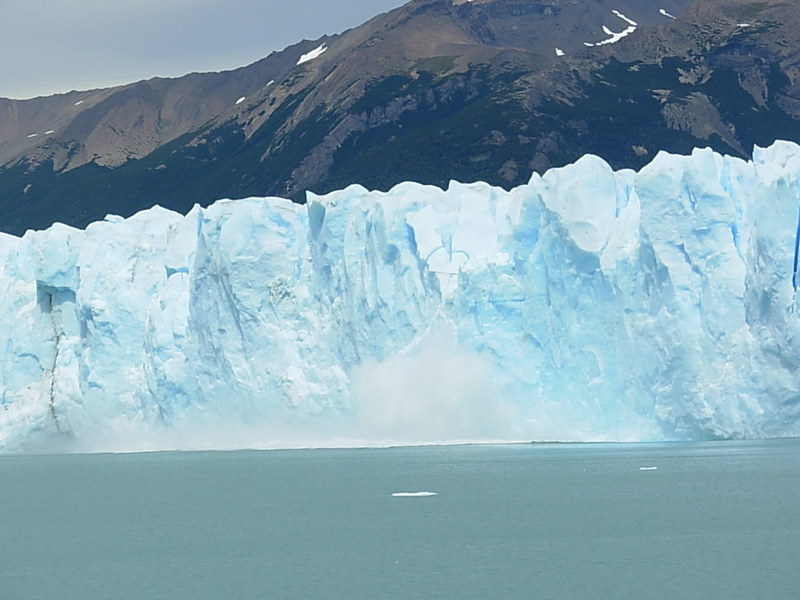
[0,0,406,99]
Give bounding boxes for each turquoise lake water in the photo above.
[1,439,799,599]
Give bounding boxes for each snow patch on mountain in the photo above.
[297,43,327,65]
[585,10,638,47]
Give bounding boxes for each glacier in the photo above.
[3,141,800,451]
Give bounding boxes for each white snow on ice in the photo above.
[297,43,327,65]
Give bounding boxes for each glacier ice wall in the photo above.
[3,142,800,450]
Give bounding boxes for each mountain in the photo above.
[0,0,798,236]
[3,141,800,451]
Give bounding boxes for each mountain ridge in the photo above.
[1,0,797,235]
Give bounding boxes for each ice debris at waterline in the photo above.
[3,142,800,451]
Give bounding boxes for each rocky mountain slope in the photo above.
[1,0,797,235]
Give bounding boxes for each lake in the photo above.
[1,439,798,599]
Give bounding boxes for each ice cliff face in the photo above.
[3,142,800,451]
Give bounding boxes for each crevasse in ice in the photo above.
[2,142,800,450]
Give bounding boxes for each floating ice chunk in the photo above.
[659,8,677,19]
[297,43,327,65]
[391,492,438,497]
[555,48,565,56]
[235,96,246,105]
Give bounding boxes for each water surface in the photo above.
[1,439,798,599]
